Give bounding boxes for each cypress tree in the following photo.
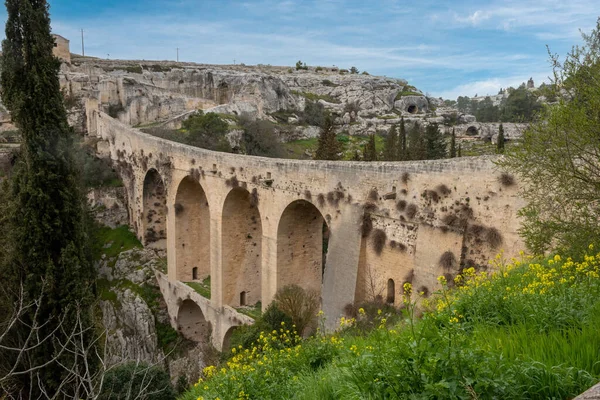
[449,128,457,158]
[407,122,426,160]
[314,113,340,160]
[0,0,96,396]
[398,117,407,160]
[458,143,462,157]
[497,123,505,153]
[383,125,398,161]
[365,134,378,161]
[425,123,447,159]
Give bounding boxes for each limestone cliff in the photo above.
[59,57,432,137]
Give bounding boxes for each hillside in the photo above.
[182,251,600,399]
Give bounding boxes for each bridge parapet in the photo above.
[88,100,525,334]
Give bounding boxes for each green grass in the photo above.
[94,225,142,259]
[283,134,385,161]
[185,276,211,299]
[460,138,520,156]
[236,302,262,320]
[182,251,600,399]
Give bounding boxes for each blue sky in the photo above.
[1,0,597,99]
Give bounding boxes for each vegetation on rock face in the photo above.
[183,251,600,399]
[0,0,98,396]
[500,18,600,256]
[99,362,176,400]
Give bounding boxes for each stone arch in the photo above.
[277,200,328,295]
[142,168,167,249]
[175,176,210,285]
[222,326,239,351]
[466,126,478,136]
[177,299,211,342]
[387,279,395,304]
[222,187,262,307]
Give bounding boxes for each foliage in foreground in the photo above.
[0,0,97,396]
[183,250,600,399]
[500,18,600,257]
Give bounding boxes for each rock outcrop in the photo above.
[60,57,430,137]
[97,246,215,385]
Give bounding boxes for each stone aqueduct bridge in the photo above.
[86,100,525,350]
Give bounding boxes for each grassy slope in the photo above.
[182,251,600,399]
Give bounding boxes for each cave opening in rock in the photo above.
[407,105,418,114]
[466,126,478,136]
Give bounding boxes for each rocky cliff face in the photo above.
[60,57,433,136]
[97,246,215,385]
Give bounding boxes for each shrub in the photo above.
[361,214,373,237]
[486,227,503,248]
[371,229,387,255]
[498,172,515,187]
[396,200,407,212]
[436,184,452,196]
[228,302,293,351]
[439,251,456,270]
[401,172,410,183]
[99,362,175,400]
[302,100,326,127]
[405,203,418,219]
[240,116,285,158]
[274,285,319,336]
[368,188,379,201]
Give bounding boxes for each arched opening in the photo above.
[387,279,395,304]
[407,104,418,114]
[277,200,329,295]
[240,291,247,306]
[177,299,211,342]
[175,176,210,285]
[222,188,262,307]
[466,126,478,136]
[222,326,239,352]
[142,169,167,249]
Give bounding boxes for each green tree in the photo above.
[496,124,505,154]
[383,125,399,161]
[500,18,600,256]
[475,96,500,122]
[456,96,471,113]
[240,117,284,158]
[0,0,96,396]
[350,66,359,74]
[183,111,230,151]
[398,117,407,160]
[457,143,462,157]
[425,123,447,159]
[362,134,378,161]
[407,122,426,160]
[449,128,457,158]
[314,114,340,160]
[499,86,542,122]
